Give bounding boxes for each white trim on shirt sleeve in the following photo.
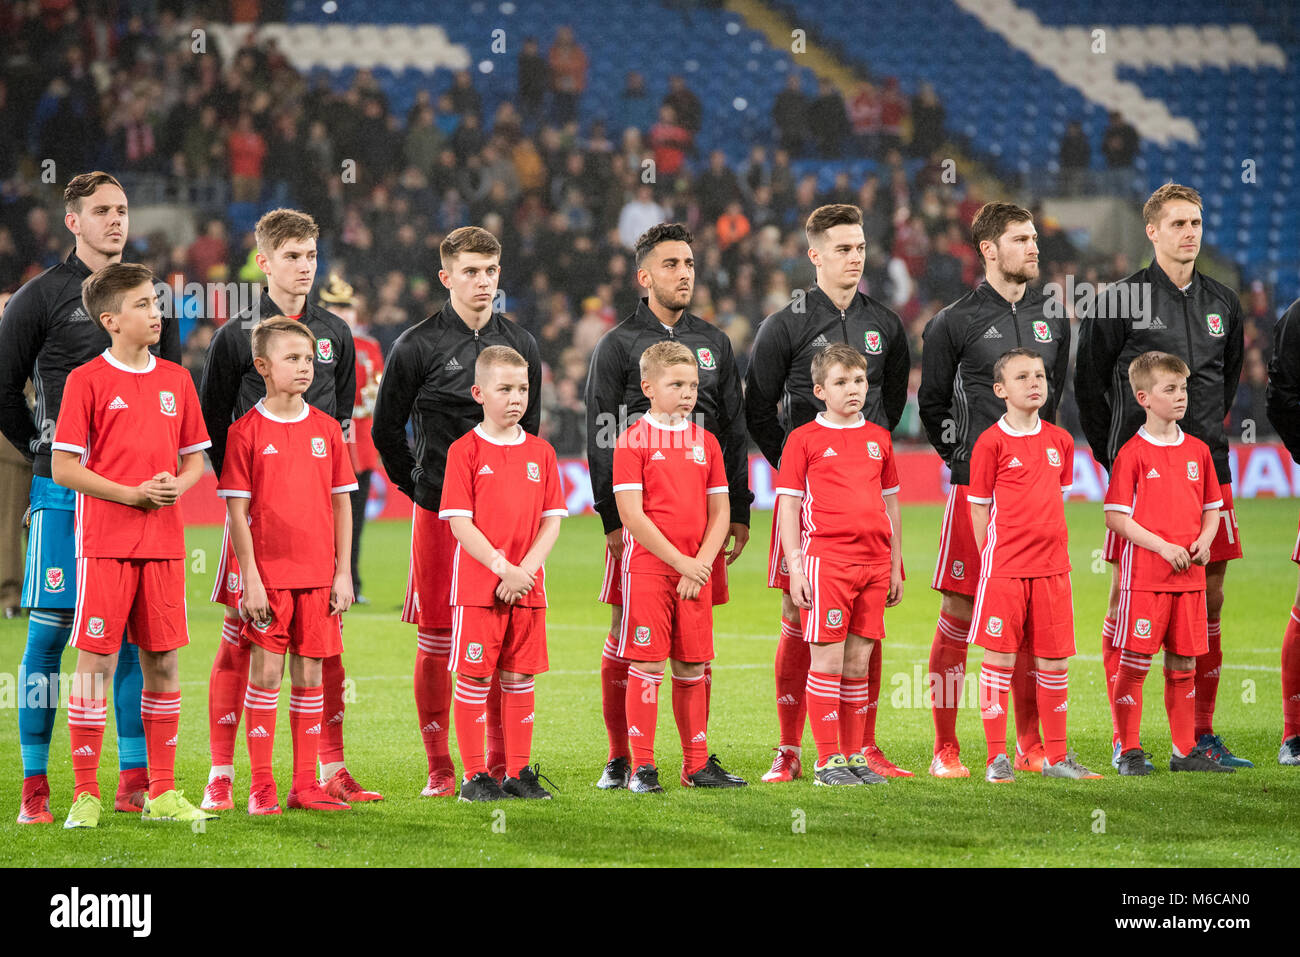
[51,442,85,455]
[541,509,569,518]
[612,483,643,492]
[773,486,804,499]
[217,489,252,499]
[881,485,900,496]
[966,495,992,505]
[706,486,729,494]
[331,483,360,494]
[438,508,474,519]
[1102,504,1132,513]
[1203,499,1224,511]
[179,440,212,456]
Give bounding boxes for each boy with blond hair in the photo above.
[1104,351,1232,774]
[613,340,746,791]
[440,345,566,801]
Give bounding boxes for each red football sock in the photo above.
[860,645,882,750]
[1112,652,1152,754]
[671,672,709,775]
[1036,668,1070,765]
[141,689,181,798]
[978,663,1013,764]
[499,677,535,778]
[243,683,279,788]
[1011,654,1042,758]
[775,617,810,749]
[69,695,107,799]
[839,675,870,756]
[485,675,505,774]
[805,670,842,765]
[1101,616,1119,744]
[208,622,249,767]
[930,613,970,753]
[319,654,346,766]
[452,676,490,779]
[625,666,664,769]
[415,630,453,773]
[1165,667,1197,756]
[1194,619,1222,739]
[288,685,323,792]
[1283,607,1300,740]
[601,634,630,761]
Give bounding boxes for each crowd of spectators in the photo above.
[0,6,1283,456]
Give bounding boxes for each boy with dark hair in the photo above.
[1104,351,1232,774]
[775,344,903,786]
[54,262,213,827]
[441,346,566,801]
[968,348,1100,782]
[613,340,746,792]
[217,318,359,814]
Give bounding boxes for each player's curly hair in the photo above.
[81,262,155,331]
[634,223,693,267]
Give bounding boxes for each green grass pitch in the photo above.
[1,499,1297,867]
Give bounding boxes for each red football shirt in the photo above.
[612,415,728,577]
[438,424,567,607]
[350,334,384,474]
[217,400,358,588]
[967,416,1074,578]
[774,413,899,564]
[53,351,211,559]
[1103,426,1221,591]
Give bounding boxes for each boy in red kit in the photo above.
[440,346,566,801]
[613,341,746,792]
[217,318,358,814]
[1104,352,1233,775]
[775,344,904,786]
[53,263,215,828]
[968,349,1101,782]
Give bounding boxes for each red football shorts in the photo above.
[404,503,455,631]
[210,516,243,610]
[932,483,980,596]
[617,571,714,663]
[1114,589,1209,657]
[600,546,728,606]
[71,557,189,654]
[971,572,1076,659]
[242,586,343,658]
[799,557,890,644]
[450,603,548,679]
[1104,482,1241,564]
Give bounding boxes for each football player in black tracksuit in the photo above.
[744,203,911,784]
[1075,184,1250,769]
[196,209,376,811]
[586,223,752,790]
[918,203,1070,778]
[0,172,174,823]
[1266,296,1300,767]
[371,226,542,798]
